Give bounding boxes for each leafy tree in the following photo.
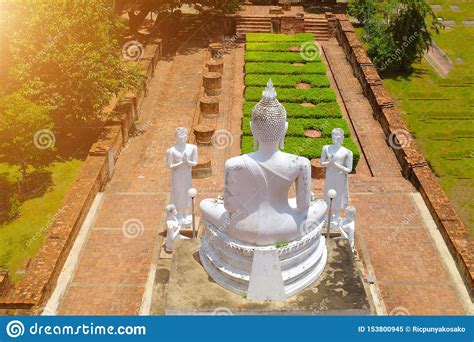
[348,0,378,25]
[0,93,54,179]
[5,0,145,125]
[385,0,441,71]
[361,0,441,71]
[362,16,399,69]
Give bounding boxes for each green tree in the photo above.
[361,0,441,71]
[362,16,399,69]
[0,93,54,179]
[5,0,144,125]
[385,0,441,71]
[348,0,377,25]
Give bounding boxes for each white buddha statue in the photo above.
[321,128,353,225]
[199,80,328,299]
[167,127,198,225]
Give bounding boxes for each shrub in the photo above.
[245,74,330,88]
[246,33,314,42]
[348,0,378,25]
[242,117,351,137]
[246,62,327,75]
[245,87,336,103]
[241,136,360,168]
[245,51,321,63]
[247,42,308,52]
[243,102,342,119]
[0,92,54,178]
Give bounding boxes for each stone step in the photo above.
[305,24,329,29]
[305,18,328,23]
[237,23,272,28]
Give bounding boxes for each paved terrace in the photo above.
[49,30,471,315]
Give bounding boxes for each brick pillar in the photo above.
[203,72,222,96]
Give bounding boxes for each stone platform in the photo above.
[165,238,372,315]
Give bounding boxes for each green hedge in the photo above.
[242,117,351,138]
[246,62,326,75]
[245,51,320,63]
[246,33,314,42]
[246,42,307,52]
[241,136,360,168]
[245,87,336,103]
[245,74,330,88]
[244,102,342,119]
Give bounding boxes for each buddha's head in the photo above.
[331,128,344,146]
[175,127,188,144]
[250,79,288,150]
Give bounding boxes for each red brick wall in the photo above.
[334,15,474,295]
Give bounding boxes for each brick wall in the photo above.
[0,35,162,315]
[333,14,474,295]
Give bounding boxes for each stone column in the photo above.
[209,43,223,60]
[193,124,216,144]
[207,59,224,74]
[200,96,220,118]
[203,72,222,96]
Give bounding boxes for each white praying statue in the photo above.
[339,206,356,252]
[199,80,328,300]
[320,128,353,225]
[165,204,188,252]
[167,127,198,225]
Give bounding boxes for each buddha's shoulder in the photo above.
[279,152,311,166]
[224,156,246,169]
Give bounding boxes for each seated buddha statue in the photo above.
[199,80,328,299]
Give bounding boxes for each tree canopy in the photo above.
[4,0,144,124]
[356,0,441,71]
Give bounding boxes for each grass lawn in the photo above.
[355,1,474,233]
[0,159,83,280]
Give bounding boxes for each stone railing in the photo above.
[0,31,163,315]
[331,14,474,295]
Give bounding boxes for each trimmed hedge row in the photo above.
[246,42,307,52]
[243,102,342,119]
[242,34,360,170]
[245,51,321,63]
[246,33,314,42]
[245,74,330,88]
[245,87,336,103]
[246,62,326,75]
[242,117,351,138]
[241,136,360,168]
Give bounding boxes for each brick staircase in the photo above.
[304,16,330,41]
[236,16,272,38]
